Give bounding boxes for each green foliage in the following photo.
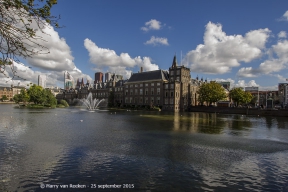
[229,88,253,106]
[42,89,57,106]
[197,81,227,105]
[0,0,58,77]
[59,99,69,107]
[1,95,8,101]
[28,84,44,104]
[20,89,30,104]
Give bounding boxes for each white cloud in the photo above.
[233,80,259,88]
[280,10,288,21]
[237,40,288,77]
[144,36,169,46]
[84,38,159,79]
[278,31,287,38]
[141,19,162,31]
[184,22,270,74]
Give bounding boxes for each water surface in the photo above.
[1,104,288,191]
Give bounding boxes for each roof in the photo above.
[126,70,169,83]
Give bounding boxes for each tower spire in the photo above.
[172,54,177,68]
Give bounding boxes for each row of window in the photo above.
[125,88,161,95]
[125,97,161,104]
[125,82,161,88]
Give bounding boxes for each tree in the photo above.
[19,88,30,104]
[1,95,8,101]
[27,84,43,104]
[42,88,56,106]
[229,88,253,106]
[0,0,58,77]
[197,81,227,105]
[229,88,243,106]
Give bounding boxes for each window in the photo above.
[165,84,168,89]
[176,77,180,81]
[130,85,133,88]
[165,92,168,97]
[157,88,160,95]
[157,97,160,104]
[165,98,168,104]
[170,84,174,89]
[130,97,133,103]
[140,84,143,87]
[151,90,154,95]
[135,89,138,94]
[170,98,174,104]
[145,89,148,95]
[135,84,138,87]
[145,97,148,104]
[171,92,174,97]
[157,83,160,86]
[151,83,154,86]
[140,97,143,103]
[176,70,180,75]
[140,89,143,95]
[125,85,128,88]
[145,83,148,87]
[130,90,133,95]
[170,71,174,75]
[125,90,128,95]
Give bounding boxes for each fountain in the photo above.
[81,92,104,110]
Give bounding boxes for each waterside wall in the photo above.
[189,107,288,117]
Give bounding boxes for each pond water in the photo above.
[1,104,288,191]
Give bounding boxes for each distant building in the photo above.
[105,72,112,82]
[38,75,46,88]
[64,71,74,90]
[218,81,231,90]
[95,72,103,83]
[278,83,288,106]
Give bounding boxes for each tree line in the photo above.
[197,81,254,106]
[13,84,58,107]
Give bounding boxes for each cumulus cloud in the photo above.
[278,31,287,38]
[141,19,162,31]
[183,22,270,74]
[144,36,169,46]
[237,40,288,77]
[84,38,159,79]
[214,78,259,88]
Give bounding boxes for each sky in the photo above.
[1,0,288,90]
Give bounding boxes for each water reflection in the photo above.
[1,105,288,191]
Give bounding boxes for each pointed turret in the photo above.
[172,55,177,68]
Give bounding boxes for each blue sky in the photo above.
[1,0,288,90]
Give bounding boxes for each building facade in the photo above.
[95,72,103,83]
[38,75,46,88]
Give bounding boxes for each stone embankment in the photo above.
[189,106,288,117]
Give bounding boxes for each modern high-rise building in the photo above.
[38,75,46,88]
[64,71,74,90]
[95,72,103,83]
[105,72,112,82]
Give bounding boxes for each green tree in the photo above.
[28,84,44,104]
[59,99,69,107]
[42,89,57,106]
[230,88,253,106]
[229,88,244,106]
[13,94,21,105]
[0,0,58,77]
[19,89,30,105]
[197,81,227,105]
[242,92,253,105]
[1,95,8,101]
